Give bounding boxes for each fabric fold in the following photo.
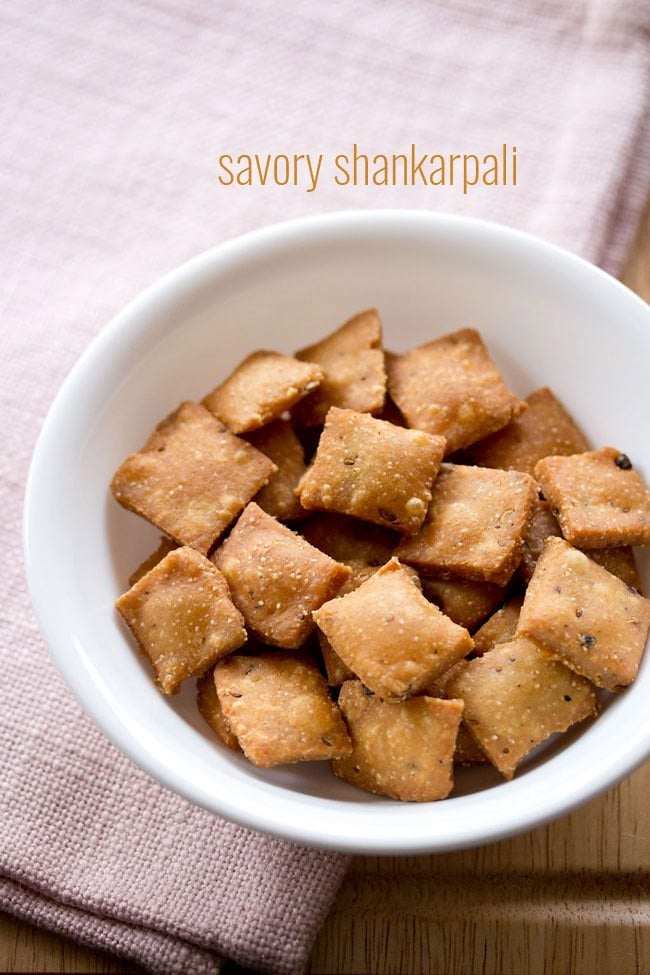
[0,877,220,975]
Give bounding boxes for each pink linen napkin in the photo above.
[1,1,648,973]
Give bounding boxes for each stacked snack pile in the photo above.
[111,311,650,800]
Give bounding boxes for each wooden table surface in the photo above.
[3,201,649,975]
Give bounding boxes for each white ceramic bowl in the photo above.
[25,210,650,854]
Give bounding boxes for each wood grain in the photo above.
[309,761,650,974]
[0,913,133,973]
[2,200,649,973]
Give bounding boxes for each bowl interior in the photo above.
[25,212,650,853]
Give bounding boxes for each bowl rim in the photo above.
[23,208,650,853]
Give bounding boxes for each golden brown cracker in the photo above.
[300,512,398,568]
[293,309,387,426]
[202,351,323,434]
[297,407,446,534]
[116,547,247,695]
[333,680,463,801]
[517,537,650,690]
[215,652,351,767]
[584,547,643,594]
[471,595,524,655]
[447,638,599,780]
[377,390,407,427]
[421,663,488,766]
[519,498,563,583]
[453,726,490,766]
[397,464,536,586]
[245,419,307,521]
[313,559,473,700]
[317,566,377,686]
[213,502,350,649]
[467,387,588,474]
[521,498,643,592]
[316,564,420,685]
[386,328,525,453]
[197,669,240,750]
[419,575,506,631]
[534,448,650,548]
[422,660,467,698]
[128,537,178,587]
[111,401,276,554]
[320,639,356,687]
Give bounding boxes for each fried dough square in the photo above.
[332,680,463,800]
[520,498,643,591]
[421,663,488,766]
[419,575,506,631]
[313,559,473,700]
[316,564,420,685]
[377,391,407,427]
[128,537,178,586]
[214,652,351,767]
[517,537,650,689]
[397,464,536,586]
[202,351,323,434]
[467,387,589,474]
[297,407,446,534]
[386,328,525,453]
[446,638,599,779]
[453,728,490,766]
[422,660,470,698]
[471,596,524,655]
[519,498,563,583]
[213,502,350,649]
[293,309,386,426]
[317,566,376,686]
[116,547,247,695]
[300,512,398,568]
[197,669,240,750]
[111,401,276,554]
[584,547,643,593]
[320,639,356,687]
[534,448,650,548]
[245,419,307,521]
